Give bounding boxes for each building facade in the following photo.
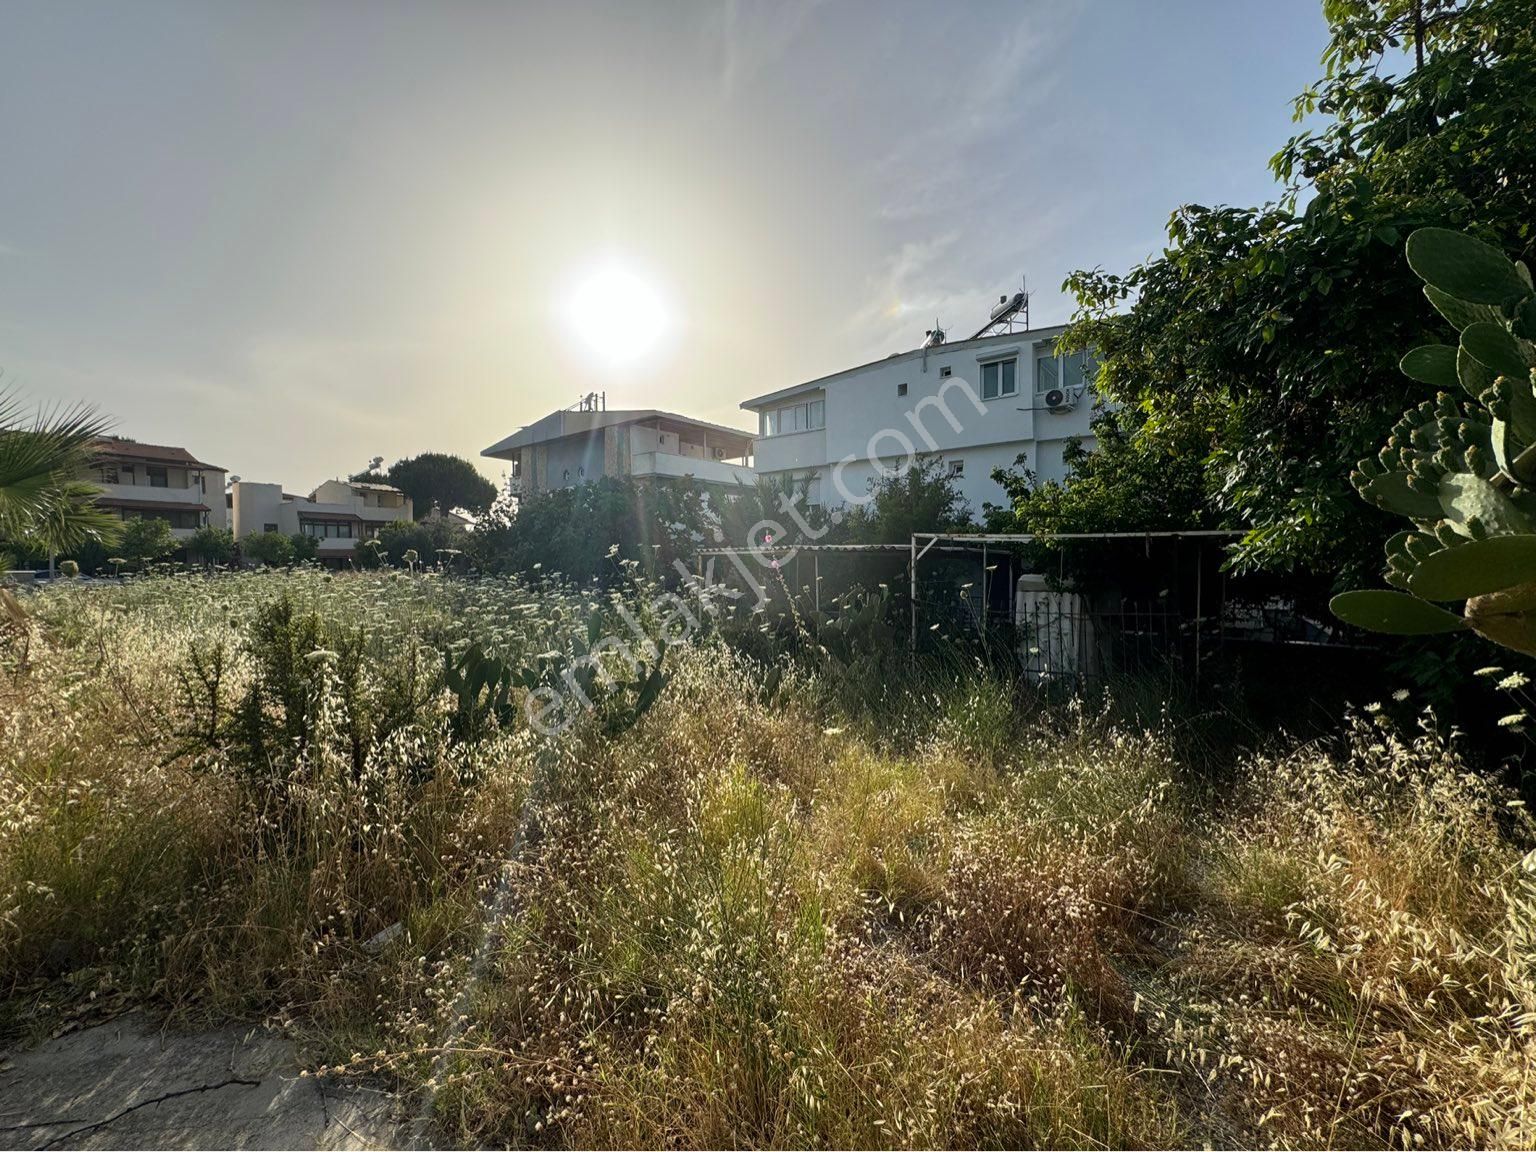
[483,402,756,496]
[86,436,227,539]
[230,478,413,562]
[739,324,1097,516]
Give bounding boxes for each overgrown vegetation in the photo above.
[993,0,1536,594]
[2,570,1533,1148]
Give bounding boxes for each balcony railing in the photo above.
[630,451,756,487]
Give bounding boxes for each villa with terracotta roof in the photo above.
[86,435,228,538]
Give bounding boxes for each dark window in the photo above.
[897,383,908,396]
[131,508,198,530]
[99,464,119,484]
[981,358,1017,400]
[939,366,952,379]
[264,522,279,533]
[147,465,169,487]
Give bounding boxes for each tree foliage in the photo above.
[119,518,177,568]
[187,525,235,566]
[242,530,294,567]
[996,0,1536,592]
[373,518,467,569]
[831,457,975,545]
[469,477,708,584]
[357,452,497,518]
[0,395,121,563]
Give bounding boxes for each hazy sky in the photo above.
[1,0,1328,491]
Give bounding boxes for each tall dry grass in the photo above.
[2,571,1533,1148]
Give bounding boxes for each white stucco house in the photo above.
[482,398,756,496]
[739,323,1098,516]
[86,436,228,539]
[230,478,413,563]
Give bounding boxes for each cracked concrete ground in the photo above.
[0,1013,401,1150]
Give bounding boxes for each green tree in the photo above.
[1002,0,1536,595]
[832,457,974,545]
[0,395,120,564]
[289,533,319,563]
[187,525,235,567]
[357,452,497,517]
[243,530,294,567]
[469,476,708,583]
[119,517,176,568]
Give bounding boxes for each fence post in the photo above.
[909,534,918,650]
[1194,543,1203,695]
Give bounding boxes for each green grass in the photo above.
[2,570,1534,1148]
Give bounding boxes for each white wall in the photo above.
[747,326,1096,514]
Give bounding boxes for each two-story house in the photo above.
[740,323,1097,516]
[230,478,413,563]
[87,436,228,538]
[482,397,756,496]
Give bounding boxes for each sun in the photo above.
[562,262,674,367]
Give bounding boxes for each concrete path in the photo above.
[0,1013,400,1150]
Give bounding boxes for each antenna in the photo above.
[968,276,1031,340]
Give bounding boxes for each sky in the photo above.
[0,0,1330,492]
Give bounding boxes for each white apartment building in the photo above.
[740,323,1097,516]
[230,478,413,562]
[86,436,228,539]
[483,397,756,495]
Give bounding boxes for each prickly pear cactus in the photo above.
[1332,228,1536,657]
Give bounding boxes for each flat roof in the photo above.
[739,324,1068,411]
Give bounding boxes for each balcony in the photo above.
[630,451,757,488]
[95,482,207,507]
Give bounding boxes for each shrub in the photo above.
[241,529,293,567]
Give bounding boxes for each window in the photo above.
[765,399,825,436]
[897,382,908,397]
[121,465,135,482]
[301,520,355,539]
[146,465,169,488]
[131,508,199,530]
[263,523,279,533]
[1062,349,1096,392]
[1036,345,1097,395]
[939,366,952,379]
[980,358,1017,400]
[948,459,964,477]
[1035,345,1060,394]
[98,464,119,484]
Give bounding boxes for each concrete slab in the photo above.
[0,1012,401,1150]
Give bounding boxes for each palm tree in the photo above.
[0,393,121,567]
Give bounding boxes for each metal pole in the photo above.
[814,552,820,616]
[910,534,918,650]
[1194,544,1203,695]
[982,543,988,634]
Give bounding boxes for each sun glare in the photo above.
[562,263,673,367]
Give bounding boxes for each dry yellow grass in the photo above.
[2,572,1533,1148]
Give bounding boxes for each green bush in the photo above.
[119,518,177,568]
[187,525,235,566]
[242,530,293,567]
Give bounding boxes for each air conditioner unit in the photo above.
[1043,387,1075,414]
[712,447,727,459]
